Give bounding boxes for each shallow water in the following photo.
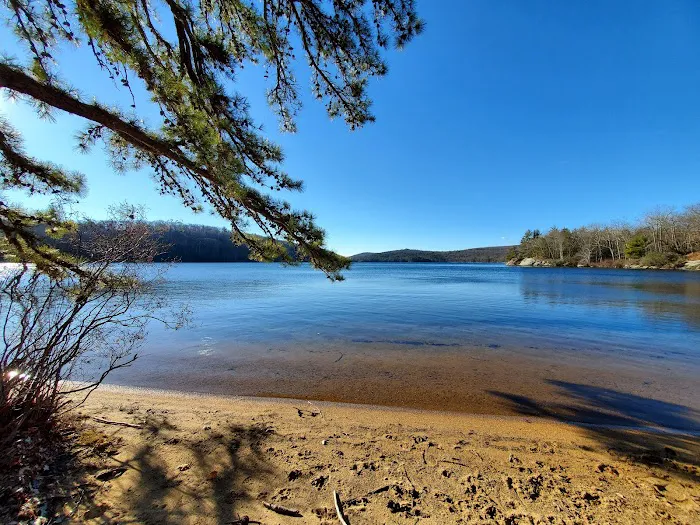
[102,262,700,423]
[140,262,700,363]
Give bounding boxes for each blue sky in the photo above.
[3,1,700,256]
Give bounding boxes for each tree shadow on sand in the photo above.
[490,380,700,483]
[108,413,276,524]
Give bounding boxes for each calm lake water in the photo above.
[141,262,700,365]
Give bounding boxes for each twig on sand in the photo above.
[403,465,416,492]
[369,485,392,494]
[67,487,87,519]
[227,516,261,525]
[263,501,303,517]
[334,490,350,525]
[295,401,324,418]
[294,406,319,418]
[334,352,345,363]
[92,416,143,429]
[439,459,468,468]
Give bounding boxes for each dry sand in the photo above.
[68,385,699,524]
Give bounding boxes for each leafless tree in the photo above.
[0,206,183,447]
[517,204,700,266]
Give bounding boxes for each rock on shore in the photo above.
[507,257,554,267]
[505,257,700,271]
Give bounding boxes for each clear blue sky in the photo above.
[3,1,700,256]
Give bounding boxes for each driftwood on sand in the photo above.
[334,490,350,525]
[92,416,143,429]
[262,501,303,517]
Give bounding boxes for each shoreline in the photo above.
[88,383,700,436]
[67,385,699,523]
[506,257,700,271]
[105,342,700,431]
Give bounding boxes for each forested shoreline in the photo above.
[23,222,262,263]
[152,222,257,262]
[507,203,700,270]
[16,221,511,264]
[7,204,699,269]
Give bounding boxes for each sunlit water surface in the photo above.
[137,262,700,365]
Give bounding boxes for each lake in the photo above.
[109,263,700,428]
[137,262,700,358]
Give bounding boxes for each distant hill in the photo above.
[350,246,514,263]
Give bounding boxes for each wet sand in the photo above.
[70,386,700,524]
[108,343,700,431]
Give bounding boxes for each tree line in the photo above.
[152,222,256,262]
[27,221,289,263]
[508,203,700,267]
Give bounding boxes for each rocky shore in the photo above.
[507,256,700,271]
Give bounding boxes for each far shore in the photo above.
[506,256,700,271]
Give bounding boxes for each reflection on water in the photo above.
[198,336,217,356]
[519,270,700,329]
[142,263,700,364]
[604,279,700,297]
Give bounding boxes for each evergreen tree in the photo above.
[0,0,422,280]
[624,233,648,259]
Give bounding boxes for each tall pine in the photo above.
[0,0,422,279]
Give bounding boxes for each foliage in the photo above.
[154,222,253,262]
[515,203,700,266]
[31,219,303,263]
[639,252,676,268]
[624,234,648,259]
[552,256,580,268]
[520,229,540,244]
[639,252,683,268]
[0,0,423,280]
[0,208,184,449]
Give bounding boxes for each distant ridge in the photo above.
[350,246,514,263]
[27,219,514,264]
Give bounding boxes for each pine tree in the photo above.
[0,0,422,280]
[624,233,648,260]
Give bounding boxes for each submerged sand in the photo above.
[109,342,700,430]
[70,386,699,524]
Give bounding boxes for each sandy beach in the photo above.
[65,385,699,524]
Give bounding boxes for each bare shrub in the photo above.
[0,207,182,448]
